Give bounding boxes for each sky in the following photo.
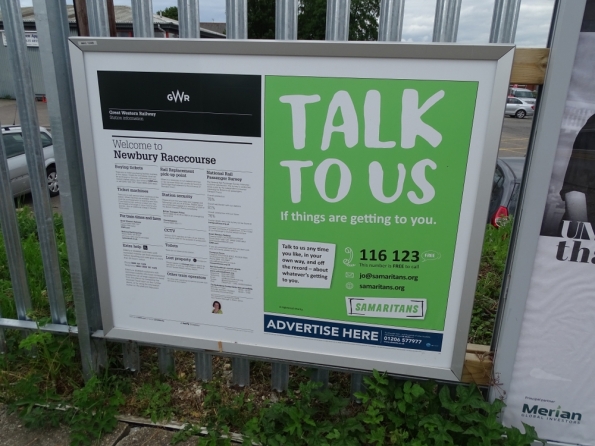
[17,0,555,47]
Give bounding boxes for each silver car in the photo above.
[505,97,534,119]
[1,126,59,197]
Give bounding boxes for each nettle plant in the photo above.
[239,371,541,446]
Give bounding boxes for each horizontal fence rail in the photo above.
[0,0,542,392]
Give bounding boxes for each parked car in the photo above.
[489,157,525,227]
[1,126,59,198]
[508,87,537,105]
[505,97,534,119]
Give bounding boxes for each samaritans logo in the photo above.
[521,403,582,425]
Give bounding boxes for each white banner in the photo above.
[503,8,595,444]
[2,31,39,47]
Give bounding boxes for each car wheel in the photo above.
[515,109,526,119]
[46,166,59,197]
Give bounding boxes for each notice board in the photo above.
[70,39,513,381]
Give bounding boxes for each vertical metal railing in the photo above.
[326,0,350,41]
[86,0,110,38]
[378,0,406,42]
[0,123,32,352]
[131,0,155,38]
[130,0,176,375]
[33,0,108,379]
[226,0,247,39]
[178,0,201,39]
[276,0,298,40]
[490,0,522,43]
[0,0,526,392]
[0,0,68,328]
[433,0,462,42]
[225,0,251,386]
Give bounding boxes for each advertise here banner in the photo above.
[503,2,595,443]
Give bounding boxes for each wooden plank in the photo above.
[510,48,550,85]
[462,344,492,386]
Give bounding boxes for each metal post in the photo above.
[195,351,213,381]
[490,0,522,44]
[131,0,154,38]
[432,0,462,42]
[86,0,110,37]
[271,362,289,392]
[326,0,351,41]
[1,0,68,327]
[0,127,31,322]
[158,347,175,374]
[122,342,140,371]
[378,0,405,42]
[232,357,250,387]
[130,0,175,373]
[275,0,298,40]
[271,0,297,390]
[350,373,365,401]
[226,0,247,39]
[33,0,108,378]
[310,368,329,388]
[178,0,201,39]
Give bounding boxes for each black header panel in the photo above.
[97,71,261,137]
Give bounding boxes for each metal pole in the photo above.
[490,0,522,43]
[195,351,213,381]
[86,0,110,37]
[350,373,365,401]
[0,131,31,322]
[122,341,140,371]
[223,0,251,387]
[226,0,247,39]
[378,0,405,42]
[326,0,351,41]
[0,0,68,327]
[232,357,250,387]
[178,0,201,39]
[432,0,462,42]
[33,0,108,378]
[275,0,298,40]
[131,0,176,373]
[131,0,154,38]
[158,347,175,374]
[310,368,329,388]
[0,121,32,322]
[271,362,289,392]
[270,0,297,391]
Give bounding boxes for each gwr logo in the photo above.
[167,90,190,103]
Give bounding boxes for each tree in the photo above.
[298,0,379,41]
[248,0,276,39]
[157,6,178,21]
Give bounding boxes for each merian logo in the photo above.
[522,404,582,424]
[167,90,190,103]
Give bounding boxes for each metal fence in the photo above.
[0,0,523,392]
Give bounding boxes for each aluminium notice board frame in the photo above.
[69,38,514,381]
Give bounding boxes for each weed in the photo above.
[136,381,174,423]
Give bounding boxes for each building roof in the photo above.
[0,6,225,38]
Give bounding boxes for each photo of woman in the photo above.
[212,301,222,314]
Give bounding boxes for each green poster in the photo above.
[264,76,477,336]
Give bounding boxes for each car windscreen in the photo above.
[514,91,534,98]
[40,132,52,148]
[2,133,25,158]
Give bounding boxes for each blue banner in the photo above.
[264,314,442,352]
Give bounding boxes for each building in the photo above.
[0,6,225,98]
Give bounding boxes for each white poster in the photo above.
[70,39,513,380]
[503,4,595,443]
